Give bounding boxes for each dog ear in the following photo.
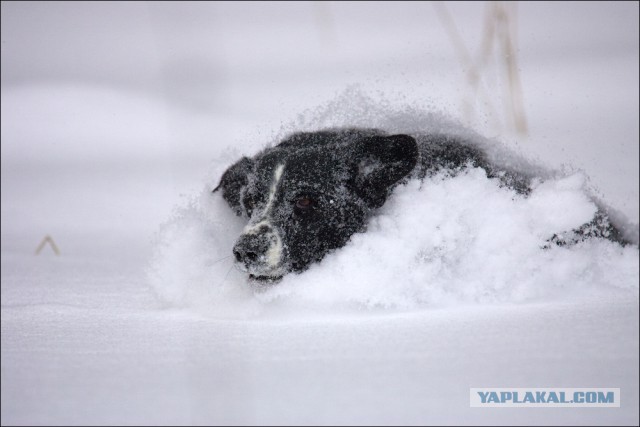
[213,156,254,215]
[350,134,418,208]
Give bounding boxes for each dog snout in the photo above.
[233,230,274,267]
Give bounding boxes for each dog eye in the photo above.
[295,196,315,211]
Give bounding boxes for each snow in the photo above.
[150,149,638,314]
[2,2,639,425]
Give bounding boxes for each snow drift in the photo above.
[147,92,639,317]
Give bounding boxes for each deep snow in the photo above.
[149,100,639,315]
[2,2,639,425]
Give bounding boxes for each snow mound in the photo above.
[147,94,639,316]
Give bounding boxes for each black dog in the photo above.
[214,128,625,281]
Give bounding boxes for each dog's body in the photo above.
[214,129,626,281]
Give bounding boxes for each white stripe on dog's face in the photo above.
[241,163,286,272]
[243,163,285,233]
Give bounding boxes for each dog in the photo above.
[214,128,626,281]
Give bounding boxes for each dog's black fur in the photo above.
[214,128,626,281]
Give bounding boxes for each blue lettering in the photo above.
[599,392,614,403]
[487,392,500,403]
[477,389,616,406]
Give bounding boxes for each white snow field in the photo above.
[2,2,639,426]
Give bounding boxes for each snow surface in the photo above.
[2,2,639,425]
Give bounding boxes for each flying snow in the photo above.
[147,98,639,317]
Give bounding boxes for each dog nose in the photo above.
[233,233,271,267]
[234,247,257,263]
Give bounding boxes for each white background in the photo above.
[1,2,638,425]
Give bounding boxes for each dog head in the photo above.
[214,129,418,281]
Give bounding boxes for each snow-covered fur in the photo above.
[214,128,625,281]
